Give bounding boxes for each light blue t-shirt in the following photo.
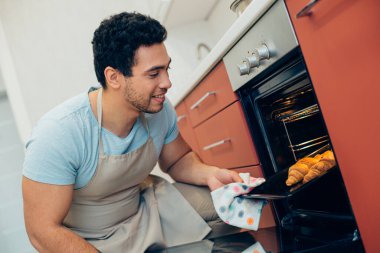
[23,88,179,189]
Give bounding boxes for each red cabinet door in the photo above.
[185,62,238,127]
[285,1,380,252]
[194,101,260,169]
[175,102,199,155]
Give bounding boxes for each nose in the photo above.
[159,72,172,90]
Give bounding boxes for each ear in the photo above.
[104,66,122,89]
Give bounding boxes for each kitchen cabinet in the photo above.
[175,61,275,229]
[185,62,238,127]
[285,0,380,252]
[194,101,259,169]
[176,101,200,154]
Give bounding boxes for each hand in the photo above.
[207,167,243,191]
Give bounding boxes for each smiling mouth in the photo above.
[152,94,165,99]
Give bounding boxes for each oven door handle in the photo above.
[202,138,231,151]
[190,91,217,110]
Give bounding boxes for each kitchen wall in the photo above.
[0,0,151,143]
[208,0,239,40]
[165,20,219,102]
[0,0,237,143]
[0,72,5,96]
[165,0,238,103]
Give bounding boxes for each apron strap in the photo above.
[97,88,104,154]
[139,113,150,136]
[96,88,151,155]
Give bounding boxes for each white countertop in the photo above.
[171,0,276,106]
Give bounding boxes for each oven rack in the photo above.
[289,135,329,152]
[275,104,320,123]
[275,103,325,161]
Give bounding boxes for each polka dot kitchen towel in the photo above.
[211,173,266,230]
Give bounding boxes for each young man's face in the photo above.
[122,43,172,114]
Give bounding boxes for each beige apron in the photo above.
[63,88,211,252]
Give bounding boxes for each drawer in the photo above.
[185,62,238,127]
[194,101,259,169]
[231,166,276,229]
[175,102,199,154]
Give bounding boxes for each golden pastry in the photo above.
[303,150,336,183]
[286,156,320,186]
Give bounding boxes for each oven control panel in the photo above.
[238,44,271,75]
[223,0,299,91]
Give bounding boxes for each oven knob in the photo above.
[238,62,250,75]
[245,54,260,68]
[254,44,270,60]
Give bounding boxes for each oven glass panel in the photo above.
[257,80,327,171]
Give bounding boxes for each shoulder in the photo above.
[28,92,95,147]
[41,92,89,122]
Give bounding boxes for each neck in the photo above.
[90,88,140,138]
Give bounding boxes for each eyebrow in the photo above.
[144,58,172,73]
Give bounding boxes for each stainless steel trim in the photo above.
[242,193,289,200]
[190,91,216,110]
[223,0,298,91]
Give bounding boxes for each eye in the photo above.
[149,72,159,78]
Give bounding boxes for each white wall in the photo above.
[165,20,219,102]
[0,0,237,143]
[0,18,31,139]
[207,0,239,40]
[0,72,5,95]
[165,0,237,103]
[0,0,151,143]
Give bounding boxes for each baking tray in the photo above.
[243,144,335,200]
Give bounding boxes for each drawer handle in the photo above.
[190,91,216,110]
[296,0,320,18]
[203,138,231,151]
[177,114,186,123]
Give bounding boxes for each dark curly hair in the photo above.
[92,12,167,88]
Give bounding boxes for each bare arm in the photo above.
[159,134,242,190]
[22,176,99,253]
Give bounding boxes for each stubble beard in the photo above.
[123,80,163,114]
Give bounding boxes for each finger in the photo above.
[229,170,243,183]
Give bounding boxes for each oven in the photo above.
[223,1,365,252]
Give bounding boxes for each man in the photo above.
[22,12,242,252]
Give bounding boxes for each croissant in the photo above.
[303,150,336,183]
[285,157,320,186]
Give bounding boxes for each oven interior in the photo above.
[239,50,359,242]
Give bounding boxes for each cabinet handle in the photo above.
[177,114,186,123]
[296,0,320,18]
[190,91,216,110]
[203,138,231,151]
